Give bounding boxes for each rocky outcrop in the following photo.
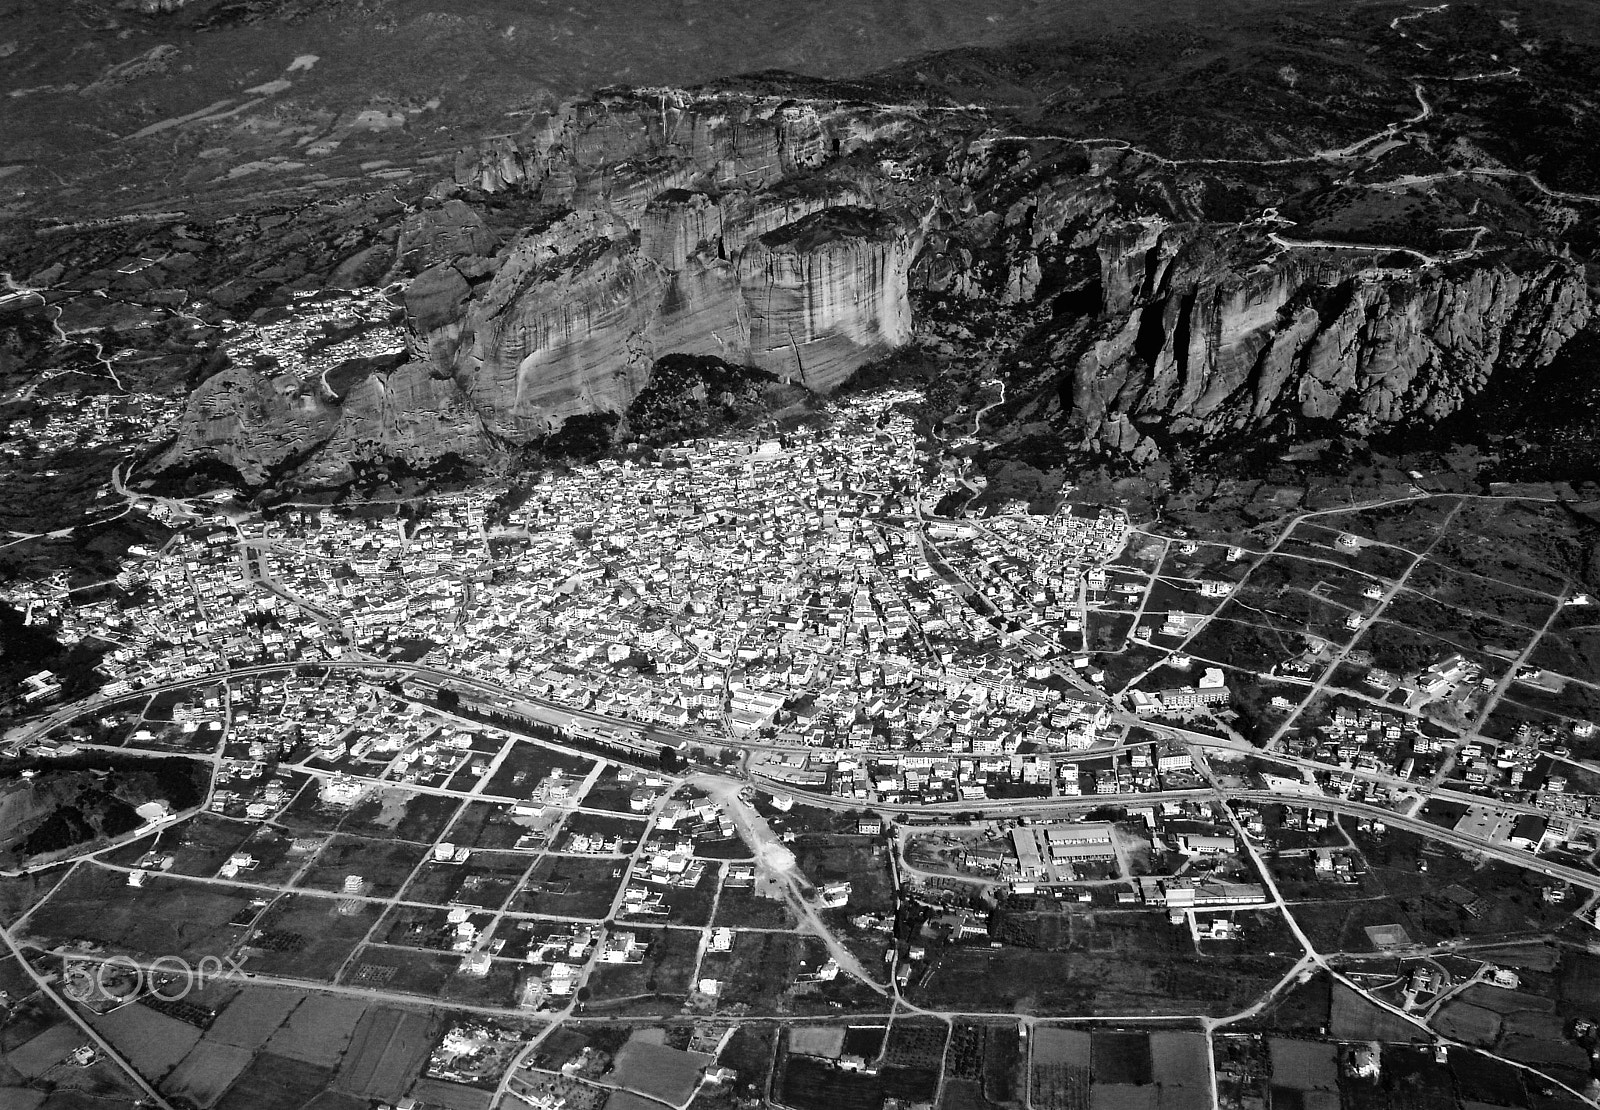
[737,207,918,387]
[1061,222,1591,454]
[423,94,929,431]
[153,356,487,486]
[140,77,1596,484]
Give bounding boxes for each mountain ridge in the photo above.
[3,0,1599,501]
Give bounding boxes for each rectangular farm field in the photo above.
[697,932,807,1012]
[512,856,626,919]
[1323,498,1461,551]
[445,801,557,851]
[586,926,699,1009]
[400,849,529,908]
[21,867,253,963]
[789,835,895,906]
[483,742,596,799]
[333,1005,439,1102]
[241,893,381,982]
[297,835,430,898]
[712,887,798,929]
[781,1053,885,1110]
[338,788,461,843]
[654,864,719,927]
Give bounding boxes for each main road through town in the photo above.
[9,658,1599,896]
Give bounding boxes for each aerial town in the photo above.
[2,376,1600,1110]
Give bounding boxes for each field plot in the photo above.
[1498,1013,1591,1085]
[1528,625,1600,684]
[693,829,755,861]
[7,1023,84,1078]
[337,788,461,842]
[445,800,555,851]
[580,766,660,814]
[607,1089,667,1110]
[1406,562,1560,628]
[1031,1027,1092,1110]
[1341,1045,1456,1110]
[1327,982,1428,1042]
[712,886,797,929]
[883,1018,947,1069]
[881,1063,941,1103]
[279,779,371,836]
[611,1039,712,1104]
[263,995,369,1066]
[91,1000,203,1084]
[944,1020,1023,1104]
[586,927,699,1009]
[1224,571,1366,650]
[1283,522,1416,575]
[696,932,807,1012]
[1381,591,1533,656]
[119,814,254,877]
[1345,618,1485,679]
[513,856,626,919]
[333,1005,437,1102]
[789,835,895,906]
[22,866,253,962]
[654,865,719,927]
[162,1040,255,1108]
[205,986,301,1049]
[0,869,67,929]
[404,851,531,910]
[939,1078,995,1110]
[1088,1086,1155,1110]
[1558,950,1600,1010]
[483,743,595,799]
[789,1026,846,1059]
[1448,500,1597,584]
[1266,1039,1337,1091]
[911,941,1289,1018]
[1092,1031,1150,1085]
[1499,679,1600,727]
[226,826,316,887]
[241,894,381,981]
[1149,1032,1209,1089]
[297,835,429,898]
[1433,1001,1502,1045]
[1182,606,1310,672]
[1447,1047,1528,1107]
[1033,1028,1092,1065]
[343,945,520,1008]
[214,1051,338,1110]
[342,944,453,996]
[780,1053,888,1110]
[380,905,495,951]
[411,1077,493,1110]
[1333,497,1463,546]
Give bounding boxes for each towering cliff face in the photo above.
[142,52,1595,485]
[737,207,918,387]
[422,93,926,432]
[1057,225,1591,457]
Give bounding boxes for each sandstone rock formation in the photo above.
[426,93,929,434]
[1057,224,1591,456]
[141,73,1594,484]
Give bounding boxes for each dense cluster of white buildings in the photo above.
[3,394,1157,805]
